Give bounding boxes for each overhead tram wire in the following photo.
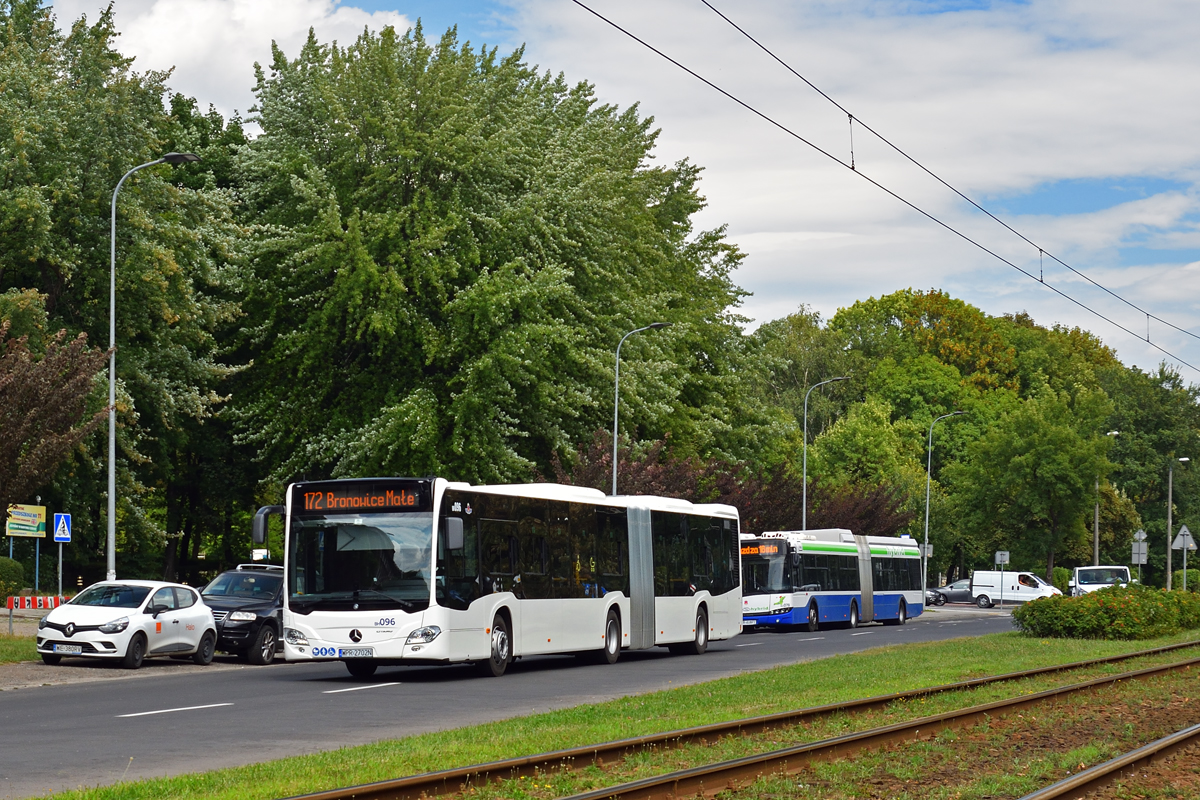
[568,0,1200,374]
[698,0,1200,347]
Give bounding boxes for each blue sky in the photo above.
[50,0,1200,374]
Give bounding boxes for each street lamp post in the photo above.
[923,411,965,592]
[611,323,671,496]
[802,376,849,530]
[1094,431,1119,566]
[107,153,199,581]
[1167,456,1189,591]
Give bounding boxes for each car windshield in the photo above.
[288,512,433,613]
[203,572,282,599]
[70,584,152,609]
[1078,568,1128,585]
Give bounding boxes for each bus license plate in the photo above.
[54,644,83,654]
[338,647,374,659]
[743,619,756,625]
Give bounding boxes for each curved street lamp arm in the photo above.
[611,323,672,496]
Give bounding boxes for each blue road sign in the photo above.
[53,513,71,543]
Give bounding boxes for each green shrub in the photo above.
[1011,585,1200,640]
[0,557,22,599]
[1172,569,1200,592]
[1052,566,1071,595]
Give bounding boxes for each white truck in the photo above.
[969,570,1061,607]
[1068,565,1132,597]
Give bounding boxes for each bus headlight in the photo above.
[284,628,309,646]
[406,626,442,644]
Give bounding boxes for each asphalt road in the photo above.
[0,606,1011,799]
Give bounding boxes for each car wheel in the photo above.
[247,625,277,666]
[806,602,820,632]
[122,633,147,670]
[477,614,511,677]
[977,594,992,609]
[935,593,947,606]
[41,653,62,666]
[847,601,859,629]
[192,631,216,665]
[345,660,378,678]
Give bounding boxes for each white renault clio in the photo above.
[37,581,217,669]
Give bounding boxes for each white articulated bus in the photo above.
[253,478,742,677]
[740,529,923,630]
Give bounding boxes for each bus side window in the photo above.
[596,509,629,597]
[436,492,480,611]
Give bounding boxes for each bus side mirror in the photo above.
[444,517,464,551]
[252,506,284,545]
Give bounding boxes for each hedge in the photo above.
[1172,569,1200,591]
[1011,584,1200,640]
[0,557,22,599]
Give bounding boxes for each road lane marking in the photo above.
[323,682,401,694]
[735,642,763,647]
[796,637,825,641]
[850,631,873,636]
[117,703,233,718]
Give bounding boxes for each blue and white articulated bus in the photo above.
[253,477,742,678]
[740,529,923,630]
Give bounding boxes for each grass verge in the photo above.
[51,630,1200,800]
[0,632,37,664]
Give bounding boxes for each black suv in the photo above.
[200,564,283,665]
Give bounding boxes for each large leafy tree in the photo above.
[233,25,762,485]
[946,386,1113,579]
[0,1,240,580]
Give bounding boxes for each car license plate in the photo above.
[743,619,756,625]
[53,644,83,654]
[338,647,374,659]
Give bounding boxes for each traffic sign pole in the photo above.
[52,514,71,599]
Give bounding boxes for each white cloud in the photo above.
[50,0,412,117]
[512,0,1200,372]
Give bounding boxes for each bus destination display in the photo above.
[741,542,782,556]
[293,482,429,514]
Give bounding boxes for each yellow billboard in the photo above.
[5,504,46,538]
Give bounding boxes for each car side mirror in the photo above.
[252,505,284,545]
[444,517,464,551]
[1067,580,1075,587]
[148,604,167,617]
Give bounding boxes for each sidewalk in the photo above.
[4,608,45,638]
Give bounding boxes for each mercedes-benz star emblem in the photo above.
[349,629,362,643]
[64,623,75,638]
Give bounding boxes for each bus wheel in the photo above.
[600,609,621,665]
[478,614,511,677]
[806,602,820,632]
[847,601,859,629]
[672,609,708,656]
[884,600,907,626]
[345,660,378,679]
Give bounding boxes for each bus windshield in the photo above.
[741,542,792,596]
[287,512,433,614]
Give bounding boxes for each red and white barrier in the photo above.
[6,596,66,610]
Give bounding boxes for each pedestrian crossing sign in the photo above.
[53,513,71,543]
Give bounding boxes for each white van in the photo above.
[969,570,1061,607]
[1068,565,1132,597]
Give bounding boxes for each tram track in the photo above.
[285,640,1200,800]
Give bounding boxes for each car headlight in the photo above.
[228,611,258,622]
[284,628,309,646]
[406,626,442,644]
[99,616,129,634]
[38,616,48,630]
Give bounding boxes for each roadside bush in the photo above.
[1172,569,1200,592]
[0,557,22,599]
[1052,566,1071,595]
[1012,585,1200,640]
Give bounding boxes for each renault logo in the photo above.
[65,623,75,638]
[349,629,362,643]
